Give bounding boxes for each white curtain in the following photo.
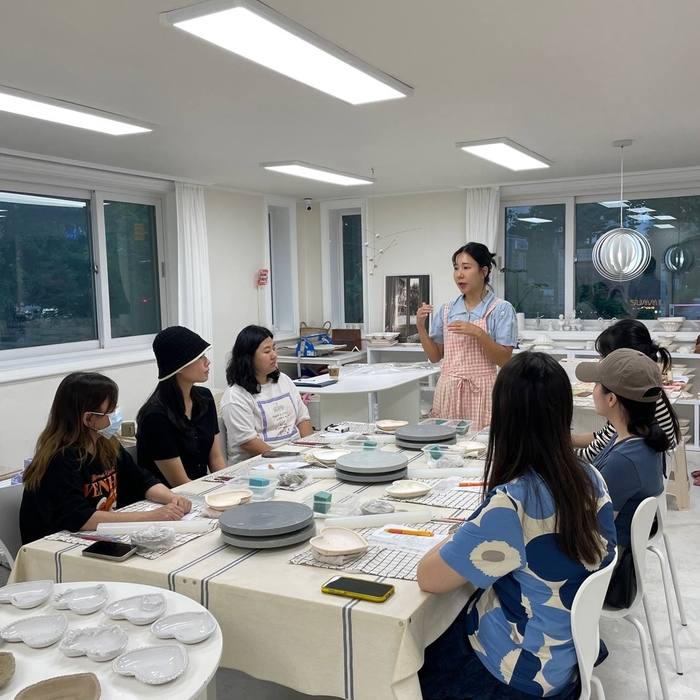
[465,186,500,253]
[175,183,213,348]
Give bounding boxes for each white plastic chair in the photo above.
[0,483,24,569]
[647,492,687,675]
[601,496,669,700]
[571,549,618,700]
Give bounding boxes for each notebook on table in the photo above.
[293,376,339,388]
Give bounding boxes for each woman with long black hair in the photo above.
[416,242,517,429]
[573,319,679,461]
[417,352,616,700]
[137,326,226,487]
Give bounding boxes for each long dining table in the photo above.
[10,440,483,700]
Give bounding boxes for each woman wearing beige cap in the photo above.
[575,348,673,552]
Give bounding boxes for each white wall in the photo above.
[205,188,268,390]
[296,201,323,327]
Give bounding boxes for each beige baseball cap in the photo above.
[575,348,663,403]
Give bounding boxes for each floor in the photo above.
[2,464,696,700]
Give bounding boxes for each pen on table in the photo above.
[431,517,467,524]
[458,481,484,487]
[75,534,122,543]
[385,528,434,537]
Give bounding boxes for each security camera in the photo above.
[304,198,313,211]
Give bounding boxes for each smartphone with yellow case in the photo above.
[321,575,395,603]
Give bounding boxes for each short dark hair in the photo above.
[226,325,280,394]
[452,242,496,285]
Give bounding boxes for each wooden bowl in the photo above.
[15,673,101,700]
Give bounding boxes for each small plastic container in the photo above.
[227,477,278,501]
[421,443,468,467]
[419,418,474,436]
[340,438,382,451]
[303,492,362,518]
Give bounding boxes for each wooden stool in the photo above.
[666,443,691,511]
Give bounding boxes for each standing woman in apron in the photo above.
[417,243,517,430]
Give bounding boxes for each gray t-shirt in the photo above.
[593,435,663,548]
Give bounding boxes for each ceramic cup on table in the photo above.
[328,365,340,380]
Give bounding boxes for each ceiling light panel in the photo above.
[161,0,412,105]
[0,86,151,135]
[628,206,655,213]
[261,161,374,186]
[516,217,552,223]
[654,224,675,229]
[599,201,630,208]
[456,138,551,171]
[654,215,676,220]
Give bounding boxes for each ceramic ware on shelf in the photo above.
[385,480,432,499]
[0,580,53,610]
[50,584,108,615]
[151,611,217,645]
[59,624,129,661]
[104,594,166,626]
[113,644,189,685]
[309,527,369,557]
[14,673,101,700]
[0,651,15,689]
[534,333,553,346]
[0,613,68,648]
[657,316,685,332]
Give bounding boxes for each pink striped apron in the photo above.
[430,298,502,430]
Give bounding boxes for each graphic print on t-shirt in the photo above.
[257,392,299,443]
[84,468,117,512]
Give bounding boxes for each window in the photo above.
[266,199,298,335]
[0,185,165,360]
[576,195,700,319]
[341,213,363,324]
[503,204,566,317]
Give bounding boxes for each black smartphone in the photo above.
[82,540,138,562]
[321,576,395,603]
[261,450,300,458]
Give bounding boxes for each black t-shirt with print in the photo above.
[19,445,160,544]
[136,386,219,488]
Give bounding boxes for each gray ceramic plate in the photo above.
[219,501,315,537]
[396,436,456,450]
[334,451,408,475]
[395,424,457,442]
[220,521,316,549]
[335,467,408,484]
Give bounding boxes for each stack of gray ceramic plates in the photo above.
[335,451,408,484]
[394,424,457,450]
[219,502,316,549]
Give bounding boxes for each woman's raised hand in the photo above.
[416,303,433,331]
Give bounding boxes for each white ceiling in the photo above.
[1,0,699,199]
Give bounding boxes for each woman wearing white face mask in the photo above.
[20,372,190,544]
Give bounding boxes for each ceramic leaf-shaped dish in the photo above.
[0,613,68,648]
[0,651,15,689]
[15,672,101,700]
[104,594,166,625]
[310,527,369,556]
[59,624,129,661]
[113,644,188,684]
[385,480,432,499]
[50,584,108,615]
[0,580,53,610]
[150,611,217,644]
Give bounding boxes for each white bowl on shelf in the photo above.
[658,317,685,332]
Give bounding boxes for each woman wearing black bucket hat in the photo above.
[136,326,226,487]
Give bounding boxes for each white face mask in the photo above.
[92,406,123,439]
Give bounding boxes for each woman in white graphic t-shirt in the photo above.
[221,325,313,464]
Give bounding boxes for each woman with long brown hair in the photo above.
[20,372,191,543]
[417,352,616,699]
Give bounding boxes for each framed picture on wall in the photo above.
[384,275,431,342]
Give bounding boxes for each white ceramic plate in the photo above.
[151,611,217,645]
[0,580,53,610]
[678,419,691,427]
[459,441,486,453]
[105,594,167,625]
[205,490,252,511]
[50,584,108,615]
[113,644,189,685]
[310,527,369,556]
[375,419,409,432]
[1,613,68,648]
[59,624,129,661]
[310,449,350,466]
[385,480,432,499]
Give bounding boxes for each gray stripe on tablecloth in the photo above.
[166,544,229,591]
[200,548,260,609]
[55,544,81,582]
[342,598,361,700]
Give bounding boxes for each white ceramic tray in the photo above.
[205,489,252,511]
[113,644,189,685]
[1,613,68,648]
[151,611,217,644]
[105,594,167,625]
[0,580,53,610]
[309,449,350,466]
[59,624,129,661]
[310,527,368,556]
[50,584,108,615]
[385,480,433,499]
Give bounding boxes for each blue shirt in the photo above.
[592,435,664,548]
[429,291,517,347]
[440,467,616,697]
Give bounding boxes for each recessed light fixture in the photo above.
[628,214,655,222]
[654,215,676,221]
[516,217,552,224]
[261,161,374,186]
[628,206,655,214]
[161,0,412,105]
[654,224,676,229]
[599,200,630,208]
[0,85,151,135]
[456,137,551,171]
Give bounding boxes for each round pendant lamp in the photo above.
[591,141,652,282]
[664,244,695,273]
